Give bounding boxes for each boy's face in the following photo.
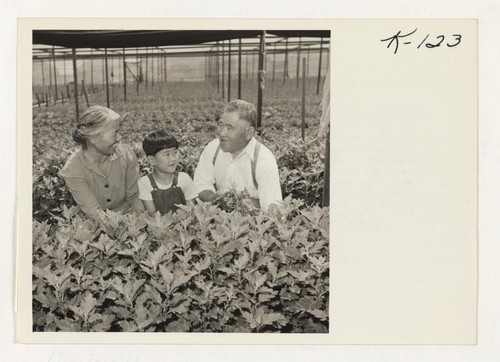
[151,147,178,174]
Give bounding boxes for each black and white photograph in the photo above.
[30,29,331,333]
[15,17,479,350]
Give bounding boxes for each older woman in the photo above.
[60,105,144,220]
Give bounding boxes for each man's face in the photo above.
[217,111,252,156]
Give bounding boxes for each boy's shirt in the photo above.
[138,172,198,202]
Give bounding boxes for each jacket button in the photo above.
[104,184,109,188]
[107,199,111,202]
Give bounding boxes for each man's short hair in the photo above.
[142,130,179,156]
[223,99,257,128]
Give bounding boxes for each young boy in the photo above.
[139,130,197,215]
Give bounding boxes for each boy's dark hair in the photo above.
[142,130,179,156]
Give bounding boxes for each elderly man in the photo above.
[194,99,282,211]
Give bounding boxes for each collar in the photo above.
[77,145,120,175]
[235,137,257,161]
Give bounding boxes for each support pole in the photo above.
[145,47,149,88]
[216,42,220,93]
[82,79,90,108]
[228,39,231,102]
[52,46,58,101]
[222,42,225,99]
[306,45,310,81]
[256,31,266,129]
[272,43,276,84]
[296,37,301,88]
[63,56,67,88]
[90,49,94,92]
[49,51,53,100]
[301,57,306,141]
[101,55,105,90]
[283,37,288,85]
[72,48,80,122]
[136,48,139,96]
[123,48,127,102]
[41,59,45,88]
[316,37,323,95]
[164,54,167,85]
[105,48,110,108]
[322,128,330,207]
[251,52,255,80]
[238,39,242,99]
[156,53,159,86]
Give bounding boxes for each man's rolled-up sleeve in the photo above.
[194,144,217,195]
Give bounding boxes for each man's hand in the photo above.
[198,190,217,202]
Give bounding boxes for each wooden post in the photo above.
[123,48,127,102]
[105,48,110,108]
[283,37,288,85]
[156,53,160,86]
[301,58,306,141]
[306,45,310,81]
[164,54,167,85]
[40,59,45,88]
[101,55,105,90]
[45,93,49,107]
[72,48,80,122]
[90,49,94,92]
[48,51,53,101]
[67,84,71,99]
[322,128,330,207]
[238,39,242,99]
[316,37,323,95]
[52,46,58,100]
[63,55,67,87]
[82,52,86,81]
[36,93,41,107]
[152,52,155,87]
[251,52,255,80]
[296,38,301,88]
[145,47,149,88]
[82,79,90,107]
[272,43,276,84]
[228,39,231,102]
[61,90,65,104]
[256,31,266,129]
[136,48,140,96]
[118,52,122,85]
[216,42,220,93]
[245,48,248,80]
[222,42,225,99]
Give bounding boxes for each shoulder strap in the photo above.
[212,144,221,166]
[147,173,159,190]
[171,171,179,188]
[251,141,261,190]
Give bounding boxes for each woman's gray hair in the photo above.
[72,106,120,149]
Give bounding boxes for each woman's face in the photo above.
[89,118,121,156]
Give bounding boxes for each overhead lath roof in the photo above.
[32,30,330,48]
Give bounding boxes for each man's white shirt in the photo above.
[194,137,282,211]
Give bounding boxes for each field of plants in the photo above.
[32,79,330,332]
